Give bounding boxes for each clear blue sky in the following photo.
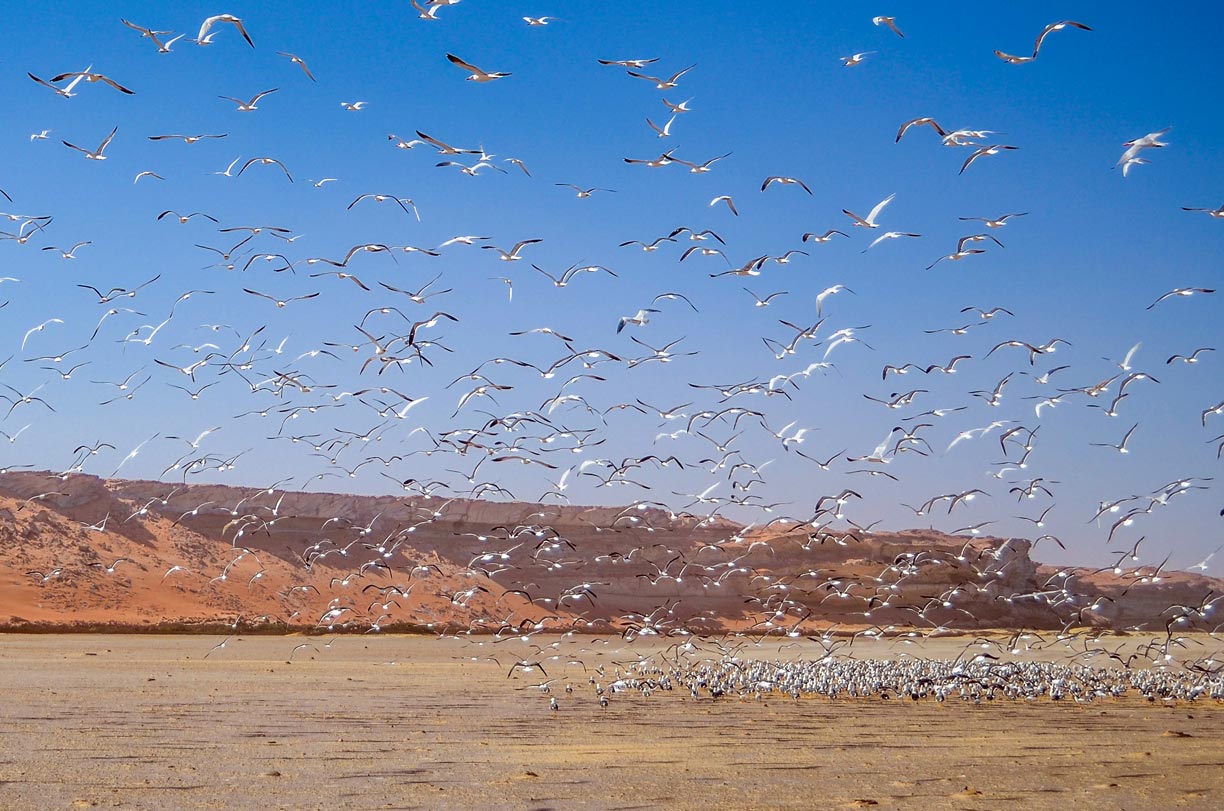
[1,1,1221,570]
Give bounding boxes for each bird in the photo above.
[1182,204,1224,219]
[709,195,738,216]
[446,53,511,82]
[276,52,316,81]
[617,309,660,333]
[626,64,696,90]
[219,89,279,112]
[523,16,557,26]
[865,231,921,251]
[1091,423,1139,454]
[995,20,1091,63]
[341,101,368,111]
[62,127,118,160]
[555,184,616,199]
[841,52,876,66]
[959,145,1019,175]
[873,16,904,37]
[49,69,135,95]
[1146,288,1214,310]
[803,229,850,243]
[843,194,895,228]
[762,176,812,195]
[482,239,542,261]
[243,289,321,308]
[196,14,254,47]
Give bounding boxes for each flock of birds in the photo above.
[3,6,1223,704]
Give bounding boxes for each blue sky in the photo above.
[1,1,1221,570]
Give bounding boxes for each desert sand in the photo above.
[1,634,1221,811]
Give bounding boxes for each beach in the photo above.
[2,634,1221,810]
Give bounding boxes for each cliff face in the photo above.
[0,470,1218,634]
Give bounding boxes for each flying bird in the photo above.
[447,53,511,82]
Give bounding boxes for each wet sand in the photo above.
[1,634,1221,810]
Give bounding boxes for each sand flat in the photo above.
[1,634,1221,810]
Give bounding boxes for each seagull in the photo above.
[220,89,278,112]
[446,53,511,82]
[626,64,696,89]
[148,133,228,144]
[895,117,947,143]
[348,193,420,220]
[1166,347,1214,364]
[341,101,368,111]
[762,176,812,195]
[709,195,738,216]
[959,212,1027,228]
[669,152,730,173]
[873,16,904,37]
[802,229,850,243]
[243,289,321,308]
[959,144,1019,174]
[276,52,316,81]
[62,127,117,160]
[597,58,659,68]
[49,69,134,95]
[646,115,676,137]
[238,157,293,182]
[1182,204,1224,218]
[995,20,1090,63]
[555,184,616,199]
[816,284,854,316]
[197,14,254,47]
[841,51,876,66]
[30,129,51,141]
[121,19,182,53]
[482,239,542,261]
[523,16,557,25]
[843,193,894,228]
[865,231,921,251]
[28,67,90,98]
[1146,287,1214,309]
[617,309,660,334]
[41,241,91,259]
[1091,423,1138,454]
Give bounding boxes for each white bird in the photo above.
[865,231,921,251]
[959,144,1019,174]
[22,318,64,350]
[197,14,254,47]
[873,16,904,37]
[62,127,117,160]
[617,309,660,333]
[709,195,738,216]
[446,53,511,82]
[276,52,316,81]
[843,193,894,228]
[482,239,542,261]
[523,16,557,26]
[219,89,278,112]
[841,51,876,66]
[29,130,51,141]
[341,101,368,111]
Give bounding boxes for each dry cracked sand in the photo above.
[1,634,1221,810]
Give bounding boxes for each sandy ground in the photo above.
[1,634,1221,811]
